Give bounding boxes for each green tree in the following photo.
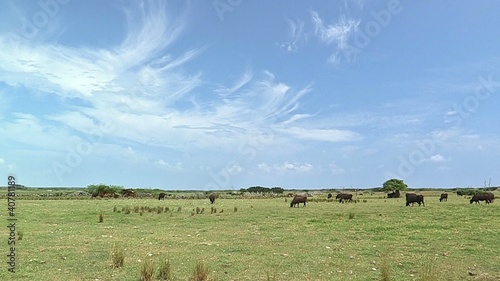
[87,184,122,197]
[382,179,408,192]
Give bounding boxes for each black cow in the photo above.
[439,193,448,202]
[406,193,424,206]
[387,190,400,198]
[158,193,166,200]
[457,190,464,196]
[336,193,353,203]
[327,193,333,199]
[470,193,495,204]
[290,195,307,207]
[209,194,216,204]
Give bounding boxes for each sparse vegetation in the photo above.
[111,243,125,269]
[2,188,500,281]
[139,257,154,281]
[157,256,172,281]
[191,260,209,281]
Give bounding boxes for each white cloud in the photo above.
[154,159,183,171]
[311,11,360,64]
[277,18,306,53]
[280,126,362,142]
[429,154,446,162]
[258,161,314,173]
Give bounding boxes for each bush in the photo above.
[87,184,122,198]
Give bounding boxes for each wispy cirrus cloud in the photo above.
[277,18,306,53]
[311,11,360,64]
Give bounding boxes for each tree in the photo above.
[382,179,408,192]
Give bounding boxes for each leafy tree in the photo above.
[382,179,408,192]
[270,187,284,194]
[87,184,122,197]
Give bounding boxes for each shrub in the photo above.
[234,207,238,212]
[99,213,104,223]
[111,244,125,268]
[348,213,355,220]
[113,206,117,212]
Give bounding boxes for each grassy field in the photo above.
[2,190,500,281]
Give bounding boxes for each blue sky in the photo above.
[1,0,500,190]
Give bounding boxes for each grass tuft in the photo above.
[418,258,439,281]
[111,243,125,268]
[99,213,104,223]
[380,252,391,281]
[157,257,172,281]
[191,260,209,281]
[17,230,23,241]
[139,257,154,281]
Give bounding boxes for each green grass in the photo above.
[1,192,500,280]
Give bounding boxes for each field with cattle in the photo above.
[2,189,500,281]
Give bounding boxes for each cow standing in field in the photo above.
[406,193,424,206]
[209,194,216,204]
[336,193,353,203]
[290,195,307,207]
[158,193,166,200]
[387,190,400,198]
[327,193,333,199]
[439,193,448,202]
[457,190,464,196]
[470,193,495,204]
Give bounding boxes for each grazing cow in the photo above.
[406,193,424,206]
[387,190,400,198]
[439,193,448,202]
[336,193,353,203]
[290,195,307,207]
[209,194,216,204]
[470,193,495,204]
[327,193,333,199]
[158,193,166,200]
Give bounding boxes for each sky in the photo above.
[1,0,500,190]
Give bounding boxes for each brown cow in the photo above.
[470,193,494,204]
[158,192,166,200]
[387,190,400,198]
[439,193,448,202]
[406,193,424,206]
[336,193,353,203]
[209,194,216,204]
[290,195,307,207]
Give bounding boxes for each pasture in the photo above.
[2,190,500,281]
